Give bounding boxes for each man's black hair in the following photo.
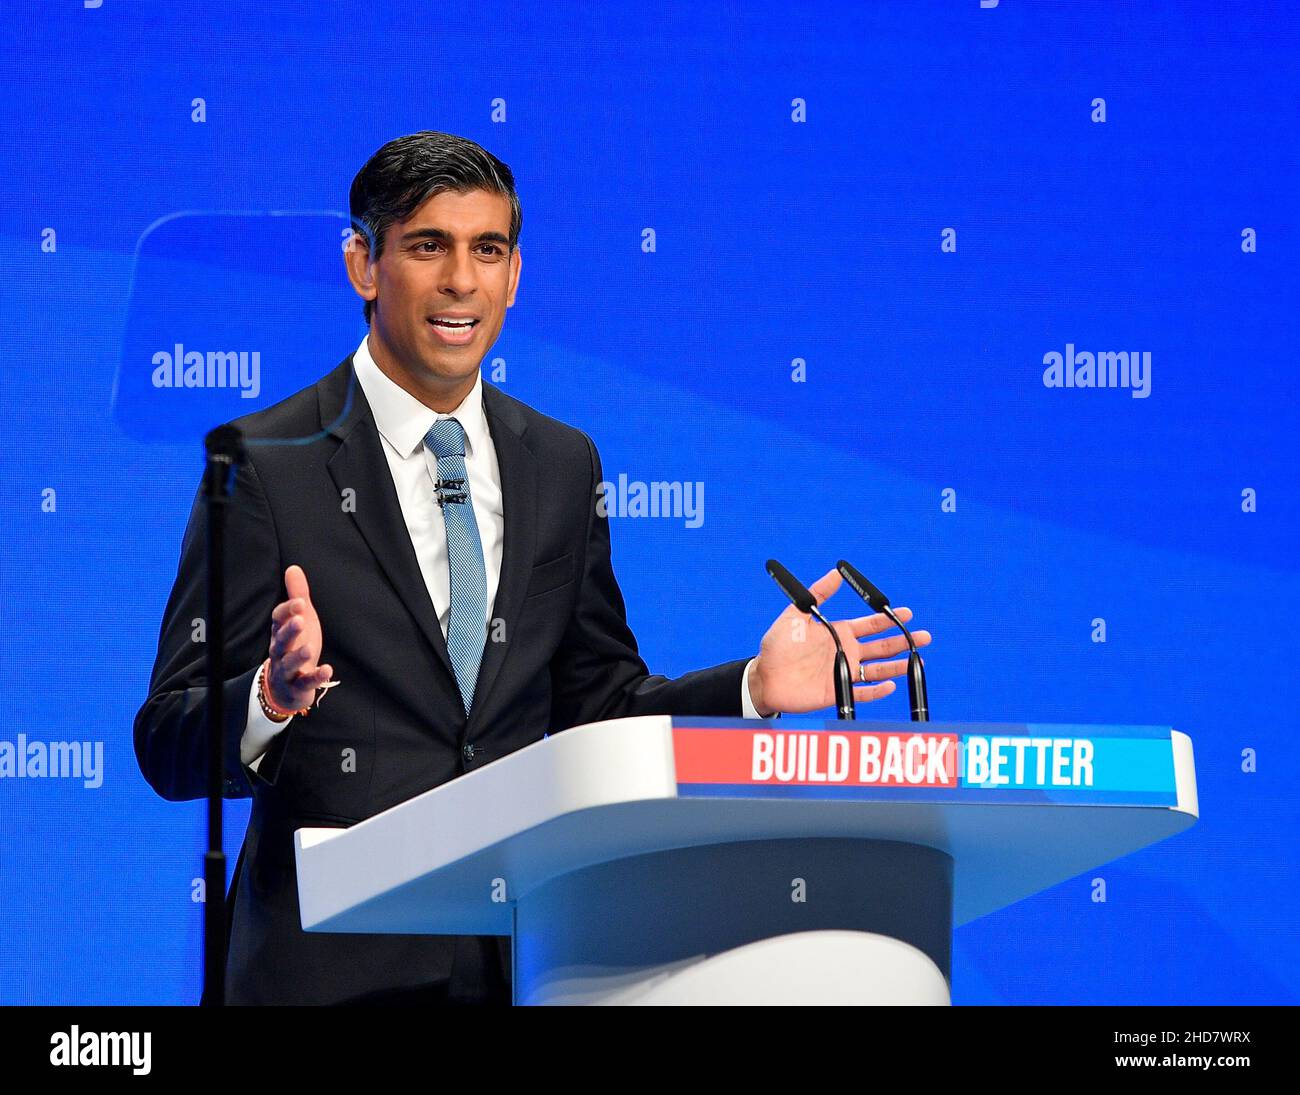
[349,131,522,323]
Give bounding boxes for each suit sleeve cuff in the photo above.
[241,669,294,769]
[740,657,779,719]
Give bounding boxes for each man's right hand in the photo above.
[266,565,333,713]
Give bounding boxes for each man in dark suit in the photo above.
[133,131,930,1005]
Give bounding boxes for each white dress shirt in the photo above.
[241,335,766,771]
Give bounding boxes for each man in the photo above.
[134,131,931,1005]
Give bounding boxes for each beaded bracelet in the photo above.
[257,658,315,721]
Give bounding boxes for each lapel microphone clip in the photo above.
[434,477,468,508]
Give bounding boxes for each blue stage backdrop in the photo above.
[1,1,1296,1004]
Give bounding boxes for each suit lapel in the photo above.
[469,382,537,732]
[318,355,457,686]
[318,358,539,725]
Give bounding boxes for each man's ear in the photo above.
[343,230,378,309]
[506,245,522,308]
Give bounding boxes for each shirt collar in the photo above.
[352,333,489,460]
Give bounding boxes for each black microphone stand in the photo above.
[765,559,856,721]
[202,425,244,1007]
[811,602,858,721]
[837,560,929,722]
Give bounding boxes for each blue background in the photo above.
[1,0,1296,1004]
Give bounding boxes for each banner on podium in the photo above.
[670,719,1178,807]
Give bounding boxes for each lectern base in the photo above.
[524,929,950,1005]
[513,837,953,1006]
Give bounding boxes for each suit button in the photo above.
[462,742,476,763]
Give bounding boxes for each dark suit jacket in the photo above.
[133,352,750,1005]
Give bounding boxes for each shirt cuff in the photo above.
[740,657,778,719]
[241,669,294,769]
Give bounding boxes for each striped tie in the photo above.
[424,417,487,716]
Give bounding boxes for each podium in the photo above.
[294,716,1198,1005]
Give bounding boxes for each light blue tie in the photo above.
[424,417,488,716]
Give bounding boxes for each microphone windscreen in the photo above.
[765,558,818,614]
[205,423,246,461]
[836,559,889,612]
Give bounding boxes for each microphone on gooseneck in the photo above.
[836,560,929,722]
[765,559,856,721]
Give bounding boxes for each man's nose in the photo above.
[440,246,478,295]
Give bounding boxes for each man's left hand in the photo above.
[747,567,932,717]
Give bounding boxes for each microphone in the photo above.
[434,477,468,508]
[203,423,245,499]
[200,423,246,1008]
[765,559,856,720]
[836,560,929,722]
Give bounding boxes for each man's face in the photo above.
[347,188,521,401]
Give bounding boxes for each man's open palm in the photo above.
[267,565,332,711]
[749,568,931,715]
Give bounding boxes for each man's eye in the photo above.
[415,242,501,255]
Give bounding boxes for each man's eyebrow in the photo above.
[399,227,510,246]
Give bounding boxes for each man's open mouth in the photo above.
[427,316,480,344]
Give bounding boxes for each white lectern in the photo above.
[294,717,1198,1005]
